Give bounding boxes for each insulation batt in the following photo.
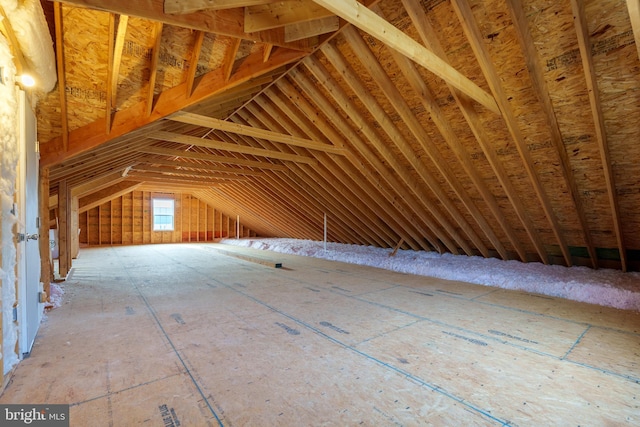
[221,238,640,311]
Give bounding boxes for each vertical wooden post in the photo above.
[71,196,79,258]
[58,180,71,278]
[39,167,51,299]
[324,213,327,251]
[236,215,240,239]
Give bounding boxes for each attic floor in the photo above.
[1,243,639,426]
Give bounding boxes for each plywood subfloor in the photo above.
[1,243,639,426]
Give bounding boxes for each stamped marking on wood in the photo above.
[170,313,185,325]
[275,322,300,335]
[410,290,434,297]
[125,306,135,315]
[319,321,350,334]
[442,331,488,346]
[158,404,181,427]
[488,329,539,345]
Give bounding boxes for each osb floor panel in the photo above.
[1,243,639,426]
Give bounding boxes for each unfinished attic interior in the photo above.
[1,0,640,425]
[29,0,640,275]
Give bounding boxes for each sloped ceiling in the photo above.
[34,0,640,271]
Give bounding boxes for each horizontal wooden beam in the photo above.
[79,181,143,213]
[169,111,345,154]
[133,165,250,179]
[138,157,266,176]
[149,131,318,164]
[137,146,290,171]
[309,0,500,114]
[244,0,333,32]
[164,0,276,14]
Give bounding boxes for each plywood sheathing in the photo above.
[2,245,639,425]
[34,0,640,269]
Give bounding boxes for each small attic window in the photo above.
[153,198,174,231]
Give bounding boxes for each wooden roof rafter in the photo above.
[400,0,550,264]
[54,0,316,51]
[570,0,627,271]
[308,45,485,254]
[109,14,129,110]
[249,91,428,251]
[185,30,205,97]
[238,102,407,249]
[282,70,446,253]
[270,79,442,252]
[41,42,306,167]
[504,0,598,268]
[53,2,69,150]
[299,58,470,255]
[628,0,640,62]
[309,0,500,114]
[146,21,164,116]
[451,0,572,266]
[339,23,511,261]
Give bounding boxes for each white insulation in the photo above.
[221,238,640,311]
[0,0,56,93]
[0,31,19,374]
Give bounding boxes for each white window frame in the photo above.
[153,198,175,231]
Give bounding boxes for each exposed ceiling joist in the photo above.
[137,146,290,171]
[148,130,319,164]
[168,111,345,154]
[133,165,251,180]
[138,157,266,176]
